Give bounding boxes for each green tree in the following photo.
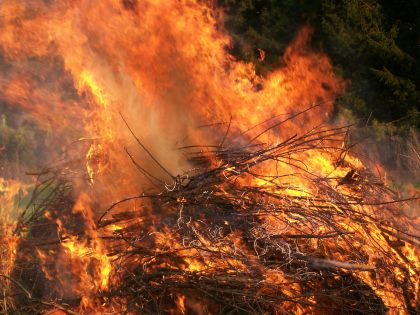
[221,0,321,72]
[221,0,420,129]
[321,0,420,128]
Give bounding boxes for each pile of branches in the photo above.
[2,124,419,314]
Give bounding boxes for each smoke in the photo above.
[345,125,420,216]
[0,0,343,194]
[2,2,418,313]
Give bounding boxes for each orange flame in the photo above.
[0,0,418,313]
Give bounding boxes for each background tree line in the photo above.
[221,0,420,130]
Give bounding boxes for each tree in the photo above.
[221,0,420,129]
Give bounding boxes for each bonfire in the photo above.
[0,0,418,314]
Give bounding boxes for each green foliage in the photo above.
[321,0,420,128]
[221,0,321,72]
[0,113,48,170]
[221,0,420,130]
[0,114,35,163]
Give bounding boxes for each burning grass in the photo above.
[1,120,419,314]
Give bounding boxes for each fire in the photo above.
[61,193,112,291]
[176,294,186,315]
[0,178,27,272]
[0,177,28,313]
[0,0,418,314]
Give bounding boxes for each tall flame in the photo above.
[0,0,418,314]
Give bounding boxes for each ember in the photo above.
[0,0,418,314]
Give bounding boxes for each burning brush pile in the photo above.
[3,117,420,314]
[0,0,419,314]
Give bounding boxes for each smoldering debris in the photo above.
[2,120,419,314]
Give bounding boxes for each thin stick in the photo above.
[119,112,175,179]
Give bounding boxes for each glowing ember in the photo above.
[0,0,418,314]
